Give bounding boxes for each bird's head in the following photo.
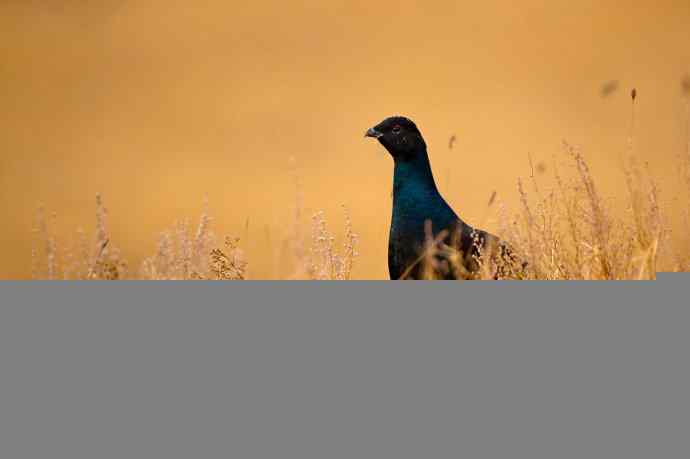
[365,116,426,161]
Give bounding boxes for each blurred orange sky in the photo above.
[2,1,689,279]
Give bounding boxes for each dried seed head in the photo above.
[600,80,619,98]
[487,191,497,207]
[631,88,637,101]
[682,75,690,95]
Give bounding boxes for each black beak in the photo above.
[365,127,383,139]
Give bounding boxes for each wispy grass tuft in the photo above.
[139,198,248,280]
[32,194,127,280]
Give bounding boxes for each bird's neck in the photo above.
[392,149,440,199]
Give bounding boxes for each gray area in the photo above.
[1,276,688,459]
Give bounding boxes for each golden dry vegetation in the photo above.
[30,109,690,279]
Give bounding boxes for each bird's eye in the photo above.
[392,125,401,133]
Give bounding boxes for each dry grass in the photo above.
[30,142,687,280]
[137,198,245,280]
[490,141,666,280]
[30,95,690,280]
[31,193,359,281]
[32,193,128,280]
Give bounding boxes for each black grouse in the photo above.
[365,116,522,280]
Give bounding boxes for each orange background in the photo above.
[2,1,689,279]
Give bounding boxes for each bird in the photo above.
[365,115,524,280]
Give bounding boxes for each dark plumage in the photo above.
[365,116,523,280]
